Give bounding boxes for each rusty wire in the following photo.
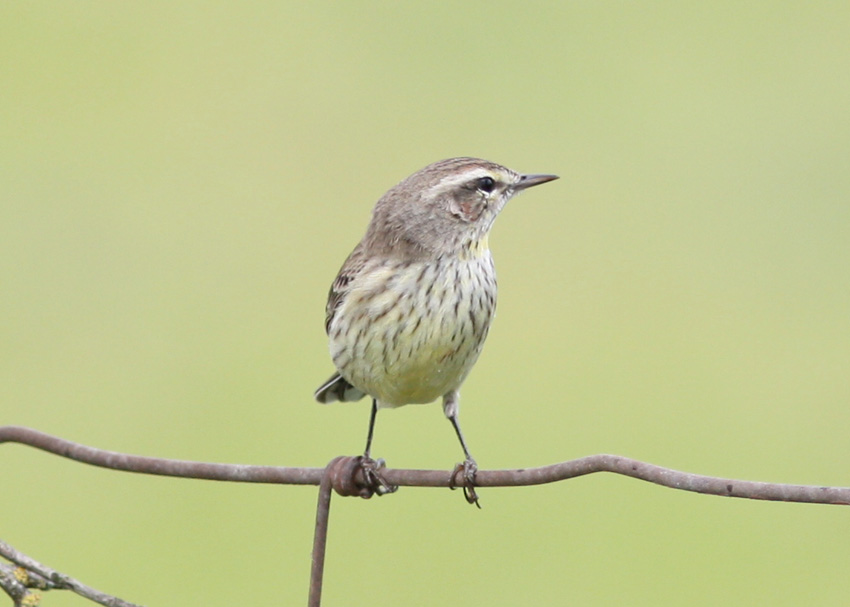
[3,424,850,606]
[2,426,848,504]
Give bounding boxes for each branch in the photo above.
[0,539,141,607]
[2,425,848,505]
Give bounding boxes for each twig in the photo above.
[0,562,38,607]
[0,539,141,607]
[1,425,848,505]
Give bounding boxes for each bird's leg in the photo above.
[363,398,378,459]
[443,391,480,507]
[449,416,480,507]
[360,398,396,496]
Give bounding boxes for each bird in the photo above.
[314,157,558,504]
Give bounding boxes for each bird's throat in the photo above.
[459,234,489,261]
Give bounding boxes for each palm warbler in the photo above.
[315,157,557,502]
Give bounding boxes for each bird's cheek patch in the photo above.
[450,199,485,223]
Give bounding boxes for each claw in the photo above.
[450,458,481,508]
[359,456,398,497]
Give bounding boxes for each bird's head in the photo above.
[364,157,558,258]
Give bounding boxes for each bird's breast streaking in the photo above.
[328,249,496,408]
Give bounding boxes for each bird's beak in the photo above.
[514,173,559,191]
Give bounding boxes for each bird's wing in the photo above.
[324,243,369,335]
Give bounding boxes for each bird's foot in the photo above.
[450,458,481,508]
[359,456,398,497]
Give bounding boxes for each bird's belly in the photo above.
[328,256,496,407]
[370,330,481,406]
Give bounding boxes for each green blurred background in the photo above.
[3,2,849,605]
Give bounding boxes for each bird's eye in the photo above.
[476,176,496,193]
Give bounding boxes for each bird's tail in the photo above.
[314,373,366,403]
